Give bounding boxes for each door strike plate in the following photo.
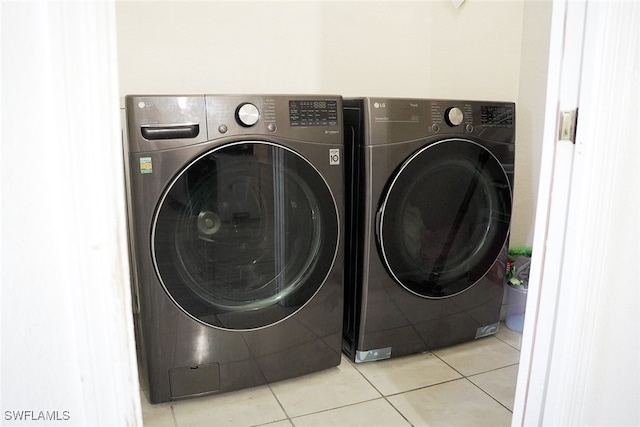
[559,109,578,143]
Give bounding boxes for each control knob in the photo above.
[445,107,464,127]
[236,103,260,127]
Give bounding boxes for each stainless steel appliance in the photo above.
[124,94,344,402]
[343,98,515,362]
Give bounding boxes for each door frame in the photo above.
[512,0,640,424]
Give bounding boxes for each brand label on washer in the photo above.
[140,157,153,174]
[329,148,340,165]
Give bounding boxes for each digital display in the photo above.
[289,100,338,127]
[481,106,514,127]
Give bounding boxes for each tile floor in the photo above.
[141,324,522,427]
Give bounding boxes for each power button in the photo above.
[236,103,260,127]
[445,107,464,127]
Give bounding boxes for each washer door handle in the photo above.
[141,123,200,140]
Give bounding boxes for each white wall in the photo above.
[317,0,525,100]
[1,2,141,425]
[512,0,552,246]
[116,0,533,239]
[116,1,524,98]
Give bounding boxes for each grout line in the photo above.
[466,362,520,378]
[347,356,387,398]
[286,396,386,424]
[261,357,388,424]
[382,396,414,427]
[494,322,524,351]
[466,376,515,414]
[494,333,523,351]
[169,404,179,427]
[266,381,290,419]
[431,350,467,377]
[380,376,467,399]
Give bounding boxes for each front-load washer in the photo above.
[124,94,344,403]
[342,98,514,363]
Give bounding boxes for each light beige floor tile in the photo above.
[468,365,519,411]
[140,390,176,427]
[496,322,523,350]
[258,421,294,427]
[387,378,512,427]
[353,352,462,396]
[172,385,286,427]
[291,398,410,427]
[270,357,381,418]
[432,336,520,376]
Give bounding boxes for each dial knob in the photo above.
[236,103,260,127]
[445,107,464,127]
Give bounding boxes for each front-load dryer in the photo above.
[124,94,344,403]
[343,98,514,363]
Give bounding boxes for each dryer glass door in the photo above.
[152,142,339,330]
[378,139,512,298]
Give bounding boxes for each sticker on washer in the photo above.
[329,148,340,165]
[139,157,153,174]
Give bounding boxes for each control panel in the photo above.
[204,95,342,143]
[289,100,339,127]
[229,99,340,129]
[480,105,515,127]
[430,100,515,131]
[365,98,515,145]
[126,95,343,153]
[232,100,340,129]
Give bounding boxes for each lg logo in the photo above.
[373,102,386,109]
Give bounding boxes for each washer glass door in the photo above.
[378,139,512,298]
[152,142,339,330]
